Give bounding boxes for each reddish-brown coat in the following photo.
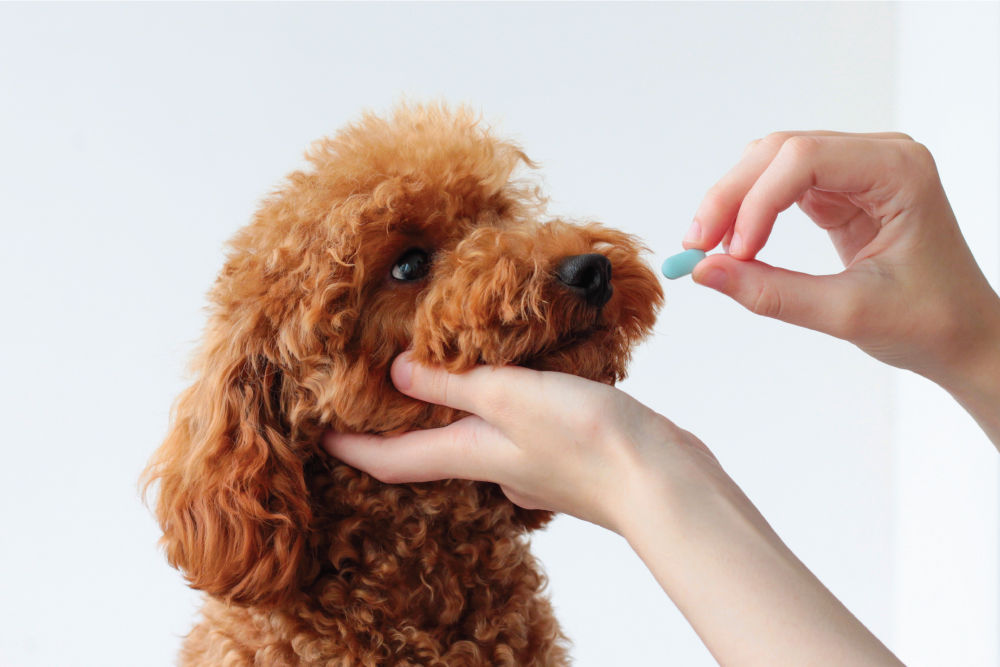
[143,104,662,666]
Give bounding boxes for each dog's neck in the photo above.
[304,457,544,603]
[235,459,563,660]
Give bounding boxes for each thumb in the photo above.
[391,352,526,418]
[692,254,857,338]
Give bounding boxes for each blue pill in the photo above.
[661,249,707,279]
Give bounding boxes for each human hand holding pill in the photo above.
[327,133,996,667]
[679,132,1000,444]
[682,133,1000,379]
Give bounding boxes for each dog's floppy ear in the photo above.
[142,326,311,607]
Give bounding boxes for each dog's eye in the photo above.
[391,248,431,282]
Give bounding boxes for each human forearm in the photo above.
[921,292,1000,449]
[951,381,1000,450]
[619,459,901,666]
[329,357,907,663]
[935,338,1000,449]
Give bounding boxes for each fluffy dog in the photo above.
[144,104,662,666]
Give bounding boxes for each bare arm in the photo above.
[325,358,902,665]
[927,311,1000,448]
[621,433,900,665]
[323,132,994,663]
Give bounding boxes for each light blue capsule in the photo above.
[661,249,707,280]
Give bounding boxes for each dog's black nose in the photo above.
[556,253,613,308]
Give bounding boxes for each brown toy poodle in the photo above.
[143,103,663,666]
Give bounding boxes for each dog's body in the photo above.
[144,105,662,666]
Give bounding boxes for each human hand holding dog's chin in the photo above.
[323,351,712,535]
[324,354,901,665]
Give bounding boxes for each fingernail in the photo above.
[683,220,702,246]
[392,353,414,391]
[729,232,742,257]
[697,268,728,292]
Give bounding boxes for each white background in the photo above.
[1,3,996,666]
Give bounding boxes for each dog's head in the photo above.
[143,104,663,607]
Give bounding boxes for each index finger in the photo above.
[730,135,918,260]
[323,416,510,484]
[688,131,913,255]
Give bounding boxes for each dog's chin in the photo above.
[371,330,629,435]
[516,329,627,386]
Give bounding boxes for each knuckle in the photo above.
[742,137,764,155]
[437,370,454,405]
[420,365,451,404]
[449,422,477,463]
[701,184,731,216]
[478,377,514,421]
[888,131,914,142]
[764,131,794,147]
[893,141,940,191]
[904,141,937,170]
[779,135,822,162]
[757,131,798,156]
[739,185,767,212]
[747,282,784,319]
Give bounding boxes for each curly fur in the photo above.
[143,103,663,666]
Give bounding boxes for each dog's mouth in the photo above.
[524,327,601,360]
[515,325,623,384]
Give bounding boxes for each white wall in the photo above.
[0,3,993,666]
[892,4,1000,666]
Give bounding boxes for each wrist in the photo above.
[928,288,1000,378]
[930,295,1000,446]
[614,422,748,547]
